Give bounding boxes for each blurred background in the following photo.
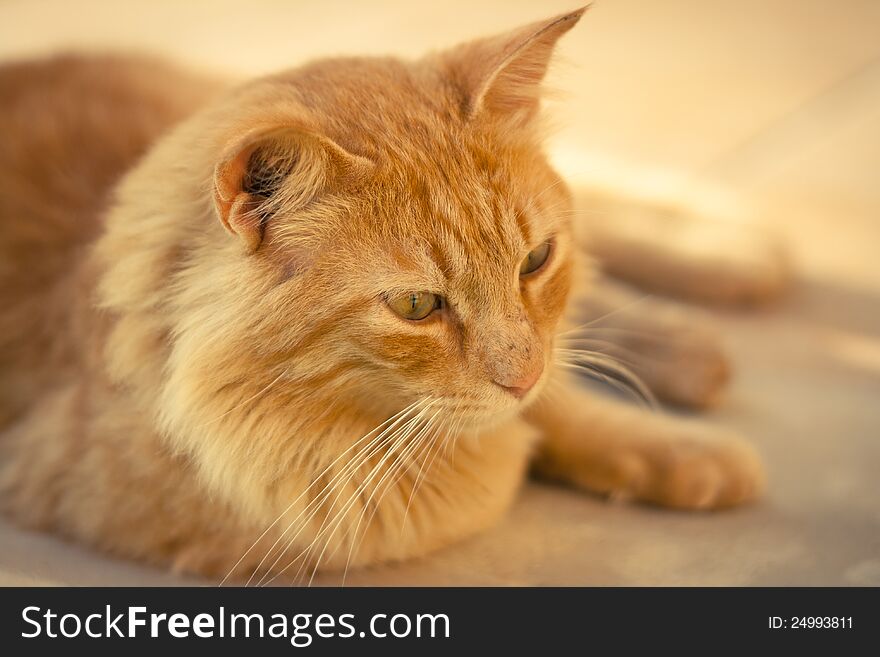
[0,0,878,585]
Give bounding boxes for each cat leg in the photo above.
[574,188,789,305]
[526,375,764,509]
[570,276,731,409]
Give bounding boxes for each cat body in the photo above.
[0,10,764,582]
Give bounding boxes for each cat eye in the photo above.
[519,241,552,276]
[387,291,443,321]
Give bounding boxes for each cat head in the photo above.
[101,9,586,502]
[204,8,582,420]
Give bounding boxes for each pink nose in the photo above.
[495,363,544,399]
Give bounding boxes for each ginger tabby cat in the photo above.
[0,8,764,583]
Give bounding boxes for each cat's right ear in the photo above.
[212,126,374,252]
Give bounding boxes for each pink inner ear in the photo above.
[213,135,281,252]
[213,143,257,233]
[226,192,265,252]
[212,124,374,253]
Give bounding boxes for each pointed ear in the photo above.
[212,125,373,251]
[444,7,587,124]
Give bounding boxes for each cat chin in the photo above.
[450,406,526,436]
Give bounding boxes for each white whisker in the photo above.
[222,397,425,586]
[260,400,438,586]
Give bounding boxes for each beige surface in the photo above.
[0,0,878,585]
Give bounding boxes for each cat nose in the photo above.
[495,363,544,399]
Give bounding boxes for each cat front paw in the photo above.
[606,428,765,510]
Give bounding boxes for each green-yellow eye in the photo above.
[387,291,441,321]
[519,241,551,276]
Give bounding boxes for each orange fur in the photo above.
[0,9,763,583]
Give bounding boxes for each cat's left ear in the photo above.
[213,125,373,252]
[444,6,587,126]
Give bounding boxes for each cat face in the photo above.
[205,12,582,427]
[310,127,574,426]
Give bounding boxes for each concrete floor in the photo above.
[0,0,878,585]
